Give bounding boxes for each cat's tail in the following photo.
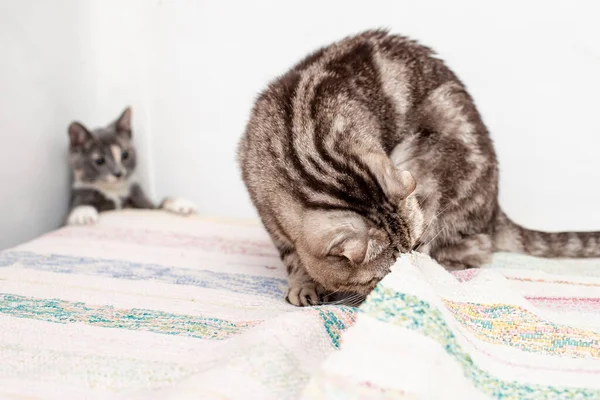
[493,209,600,258]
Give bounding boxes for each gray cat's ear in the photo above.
[115,106,132,137]
[68,122,93,150]
[365,153,416,203]
[303,212,369,264]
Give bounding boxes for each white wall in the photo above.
[86,0,156,194]
[0,0,98,249]
[1,0,599,250]
[146,0,600,232]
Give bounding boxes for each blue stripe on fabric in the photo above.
[0,251,287,299]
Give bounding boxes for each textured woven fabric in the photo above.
[0,210,355,399]
[3,210,600,399]
[302,252,600,399]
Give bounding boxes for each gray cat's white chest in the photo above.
[72,180,132,209]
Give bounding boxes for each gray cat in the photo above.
[238,30,600,307]
[66,107,196,225]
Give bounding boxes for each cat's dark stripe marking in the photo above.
[326,42,399,151]
[288,111,369,212]
[310,81,385,202]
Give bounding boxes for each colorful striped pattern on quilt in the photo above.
[2,210,600,399]
[303,252,600,400]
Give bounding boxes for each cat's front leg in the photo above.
[129,183,156,209]
[66,191,102,225]
[282,250,324,306]
[129,183,197,215]
[159,197,198,216]
[66,205,99,225]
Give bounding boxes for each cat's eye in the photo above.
[94,157,105,166]
[122,150,129,160]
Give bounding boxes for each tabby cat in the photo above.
[67,107,196,225]
[238,30,600,307]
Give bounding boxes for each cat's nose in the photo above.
[113,171,123,178]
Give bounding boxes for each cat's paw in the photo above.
[286,281,321,307]
[67,206,99,225]
[160,197,197,216]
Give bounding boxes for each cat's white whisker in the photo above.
[417,224,447,253]
[415,202,453,249]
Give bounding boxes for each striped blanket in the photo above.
[0,210,354,399]
[1,210,599,399]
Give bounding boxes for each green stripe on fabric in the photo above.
[360,287,600,399]
[0,293,260,340]
[316,307,357,348]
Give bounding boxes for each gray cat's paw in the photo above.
[160,198,197,216]
[67,206,99,225]
[286,282,321,307]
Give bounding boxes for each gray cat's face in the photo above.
[68,107,137,183]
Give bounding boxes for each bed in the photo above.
[1,210,599,399]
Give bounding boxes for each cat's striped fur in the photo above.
[238,30,600,306]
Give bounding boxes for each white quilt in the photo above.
[0,210,354,399]
[1,210,599,399]
[304,253,600,399]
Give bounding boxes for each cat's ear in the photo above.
[115,106,132,138]
[325,229,369,264]
[365,153,416,203]
[68,122,93,150]
[303,212,369,264]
